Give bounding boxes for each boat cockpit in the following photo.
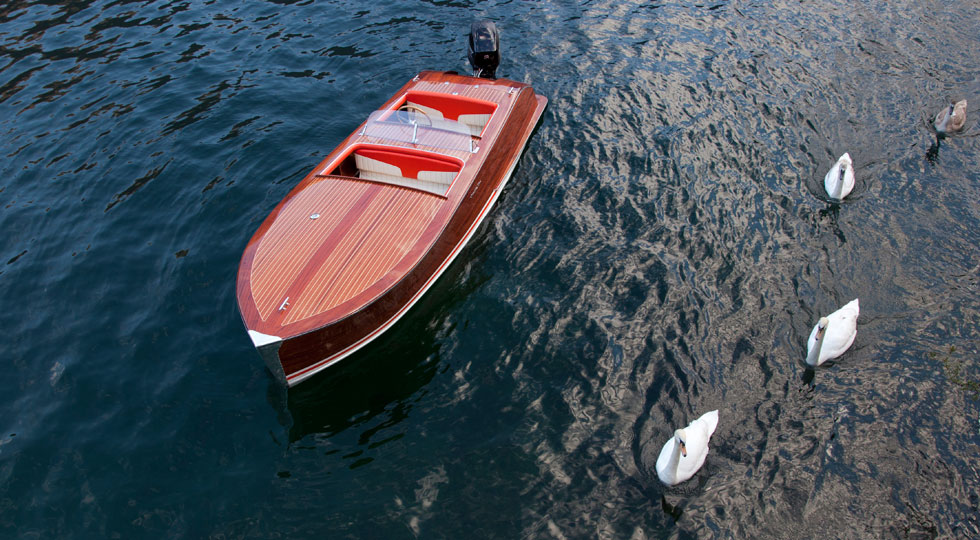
[318,92,499,196]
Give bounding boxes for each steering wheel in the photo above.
[397,105,432,127]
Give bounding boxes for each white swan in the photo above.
[806,298,859,366]
[823,153,855,200]
[656,410,719,486]
[935,99,967,134]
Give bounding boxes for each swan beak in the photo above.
[679,440,687,457]
[816,317,829,341]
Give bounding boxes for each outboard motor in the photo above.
[468,21,500,79]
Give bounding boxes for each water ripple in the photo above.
[1,0,979,537]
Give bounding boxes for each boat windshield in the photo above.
[360,109,480,153]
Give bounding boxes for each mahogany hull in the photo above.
[236,71,547,386]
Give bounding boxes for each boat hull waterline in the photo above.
[236,71,547,386]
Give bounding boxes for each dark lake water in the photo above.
[2,0,980,537]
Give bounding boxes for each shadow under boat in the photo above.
[277,309,445,444]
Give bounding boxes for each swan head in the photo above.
[815,317,829,339]
[839,154,854,179]
[674,429,688,457]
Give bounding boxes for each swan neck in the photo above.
[807,335,823,366]
[666,438,682,474]
[830,169,845,199]
[937,108,952,133]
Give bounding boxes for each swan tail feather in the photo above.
[699,410,719,437]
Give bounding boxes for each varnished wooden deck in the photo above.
[250,178,444,326]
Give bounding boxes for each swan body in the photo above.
[656,410,719,486]
[935,100,967,134]
[823,153,855,200]
[806,298,859,366]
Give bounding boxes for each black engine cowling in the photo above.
[468,21,500,79]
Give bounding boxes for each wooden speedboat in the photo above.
[236,33,547,386]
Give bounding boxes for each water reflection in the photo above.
[800,366,816,386]
[925,135,942,164]
[285,335,441,445]
[265,373,291,429]
[818,202,847,244]
[3,0,980,537]
[661,494,683,522]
